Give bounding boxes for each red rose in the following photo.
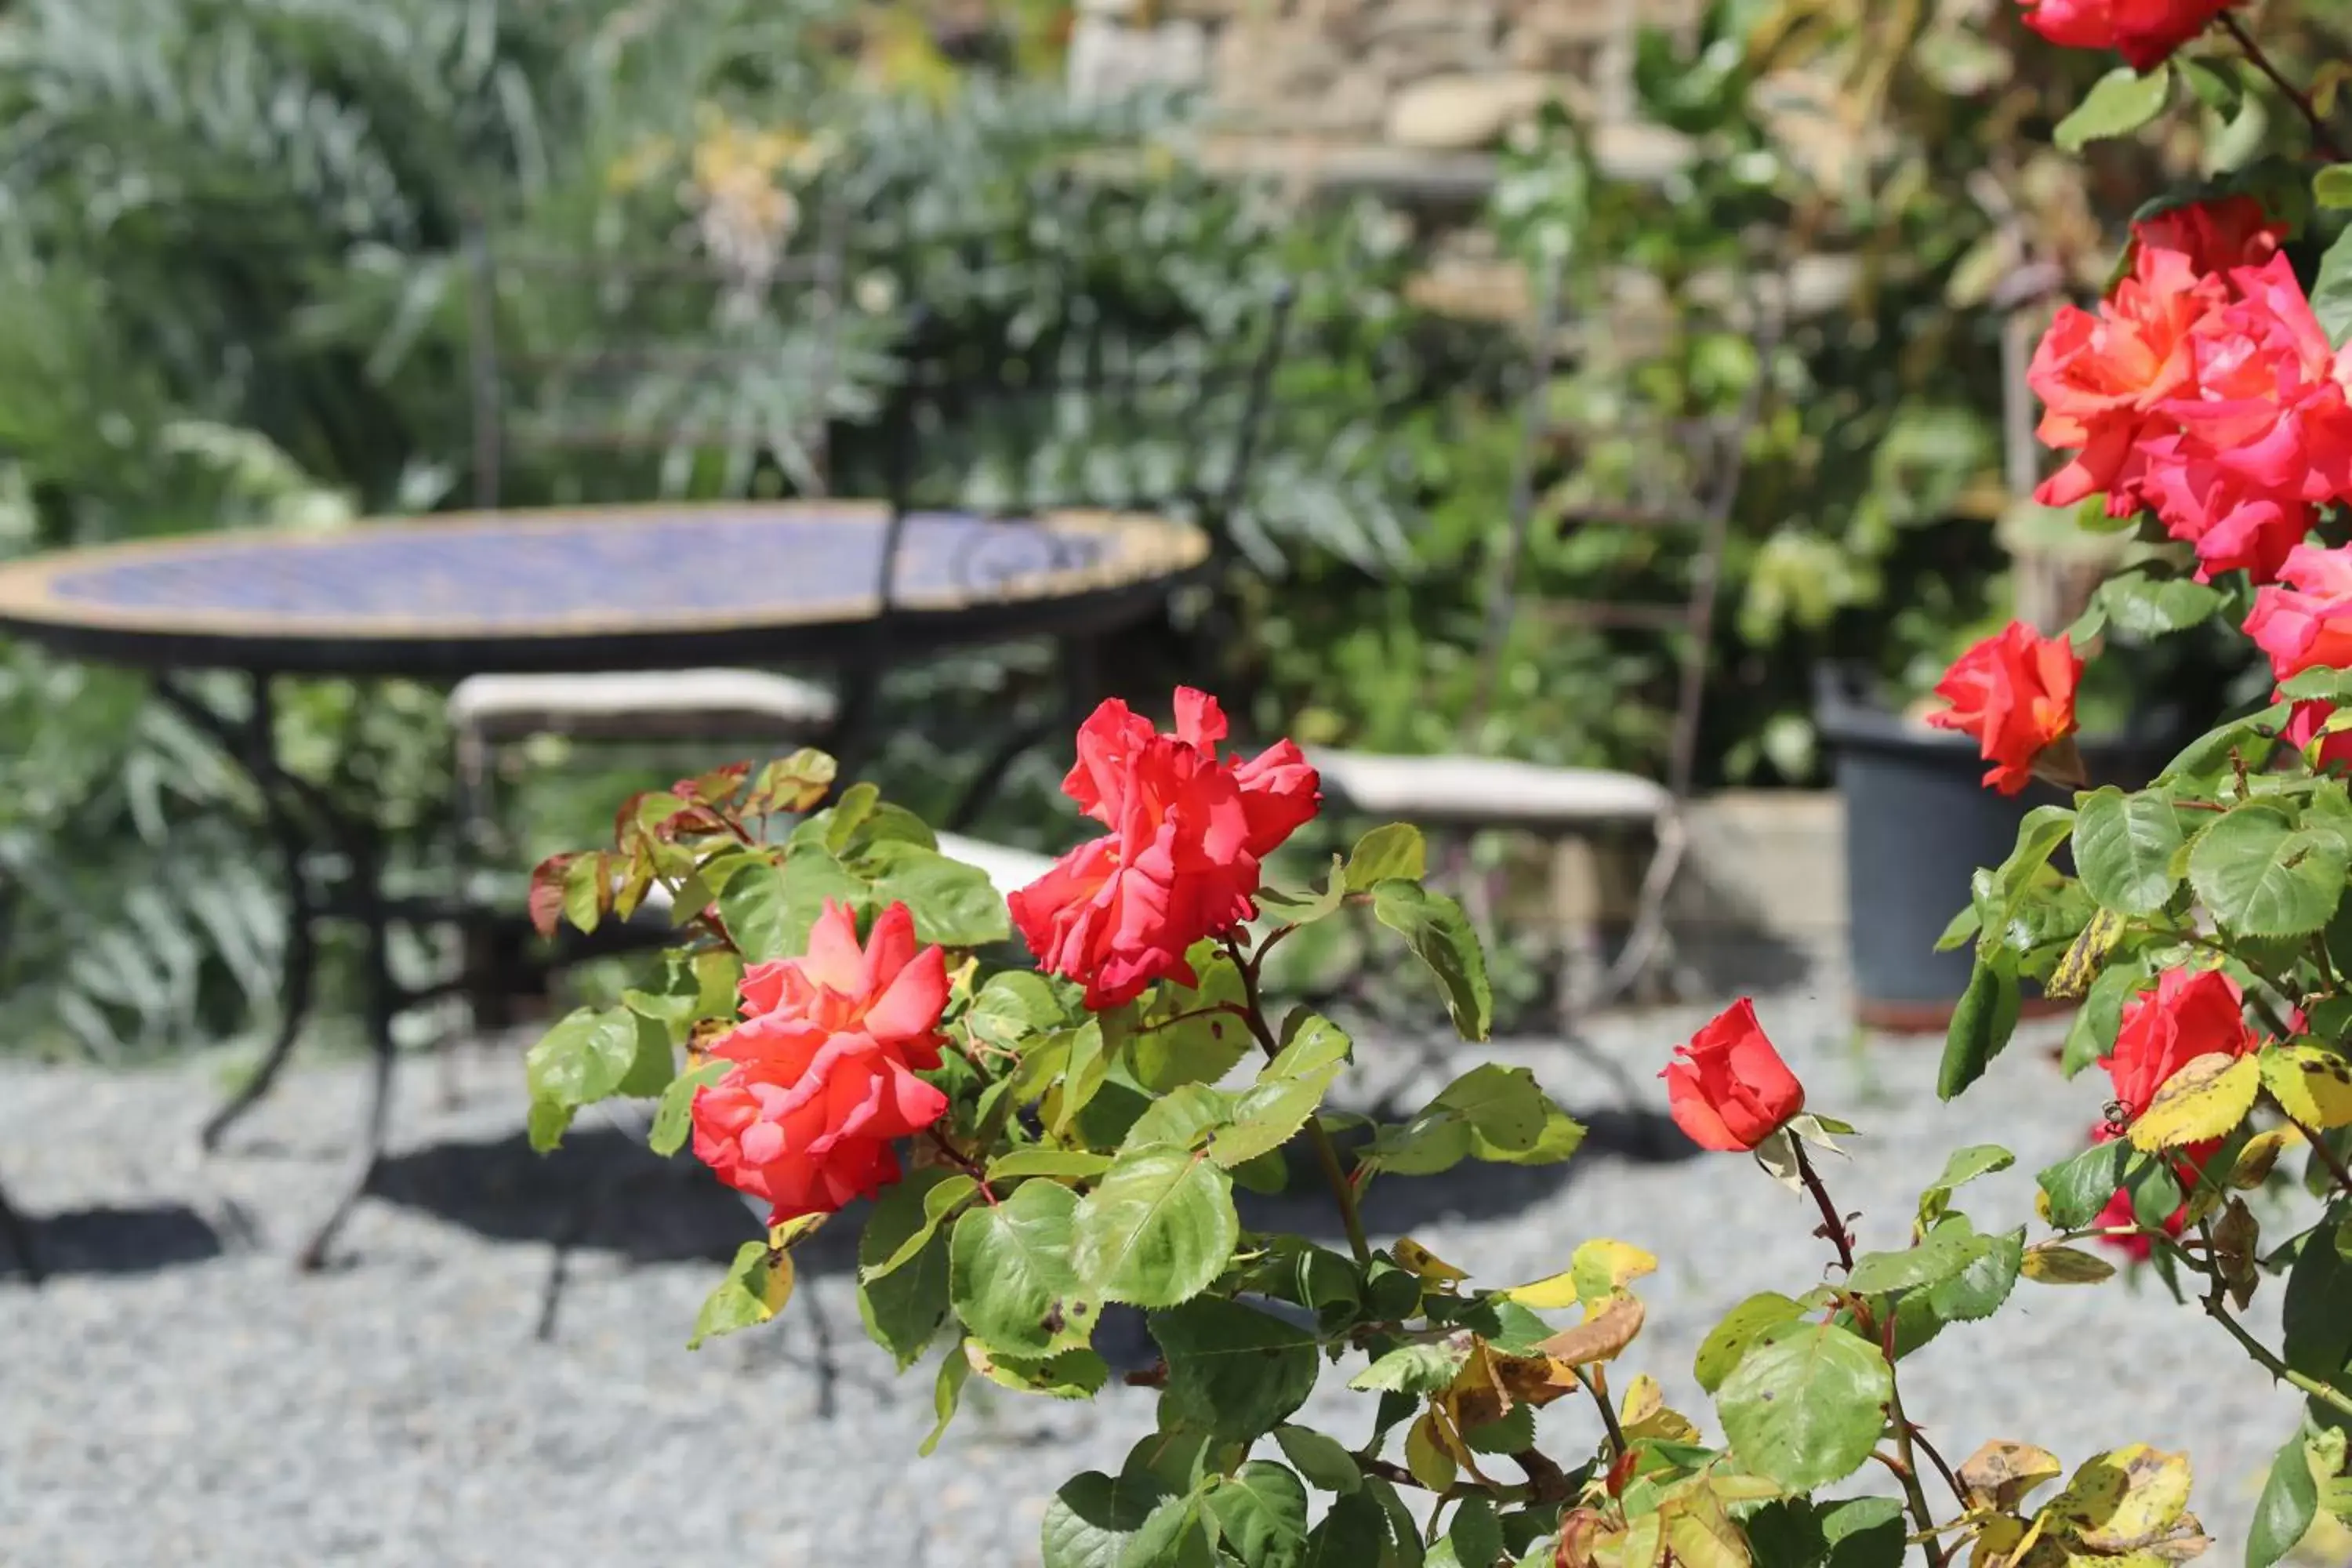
[1923,622,2084,795]
[2284,700,2352,772]
[690,899,951,1225]
[2017,0,2238,71]
[2030,245,2220,515]
[2088,1125,2220,1259]
[1662,998,1806,1152]
[2168,256,2352,508]
[2245,543,2352,682]
[1008,688,1319,1011]
[2132,197,2285,277]
[2105,967,2256,1123]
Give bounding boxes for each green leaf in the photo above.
[524,1007,672,1150]
[1153,1297,1321,1441]
[1372,880,1493,1040]
[1054,1022,1112,1138]
[1206,1462,1312,1568]
[1926,1144,2015,1202]
[1346,824,1428,892]
[866,839,1011,947]
[2316,223,2352,349]
[1939,949,2020,1100]
[974,1345,1111,1400]
[1043,1469,1170,1568]
[1350,1338,1473,1397]
[689,1239,792,1348]
[2191,805,2349,937]
[1275,1425,1363,1495]
[2055,63,2173,151]
[1446,1497,1504,1568]
[858,1167,958,1367]
[1461,1403,1537,1454]
[920,1346,969,1457]
[2318,164,2352,209]
[1073,1146,1240,1308]
[648,1058,732,1156]
[1300,1492,1390,1568]
[1926,1228,2025,1323]
[2039,1139,2136,1230]
[867,1173,979,1281]
[1366,1063,1552,1174]
[1128,1084,1239,1152]
[1123,1491,1218,1568]
[951,1180,1098,1358]
[1212,1018,1352,1168]
[2063,960,2144,1077]
[1743,1497,1908,1568]
[1846,1218,1987,1296]
[1132,945,1254,1094]
[2252,1434,2321,1568]
[965,971,1076,1054]
[2074,787,2185,916]
[2159,701,2292,784]
[2096,570,2225,638]
[1936,902,1983,953]
[2284,1232,2352,1383]
[989,1148,1116,1181]
[1695,1291,1806,1394]
[2181,56,2243,118]
[1715,1319,1895,1492]
[715,856,797,962]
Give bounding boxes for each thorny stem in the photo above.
[2220,13,2347,162]
[1573,1364,1630,1464]
[1223,934,1374,1267]
[926,1131,997,1204]
[1880,1312,1954,1568]
[2193,1218,2352,1417]
[2280,1108,2352,1196]
[1789,1138,1857,1272]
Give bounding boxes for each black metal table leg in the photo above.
[296,828,401,1271]
[201,866,319,1152]
[0,1175,43,1284]
[945,635,1099,833]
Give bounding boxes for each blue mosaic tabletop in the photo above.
[0,503,1206,673]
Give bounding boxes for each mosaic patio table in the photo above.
[0,501,1209,1266]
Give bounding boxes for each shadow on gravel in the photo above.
[365,1125,774,1265]
[4,1203,223,1279]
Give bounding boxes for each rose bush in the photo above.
[517,9,2352,1564]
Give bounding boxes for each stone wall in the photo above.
[1068,0,1703,154]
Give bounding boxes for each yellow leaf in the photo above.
[1569,1238,1660,1309]
[1971,1512,2029,1568]
[2048,907,2125,1001]
[769,1214,826,1250]
[1961,1441,2066,1513]
[1394,1236,1471,1283]
[2129,1053,2260,1151]
[1405,1411,1459,1493]
[2047,1445,2194,1552]
[1620,1374,1700,1445]
[1665,1486,1752,1568]
[2230,1125,2304,1187]
[2021,1245,2118,1285]
[1501,1268,1584,1308]
[2261,1044,2352,1131]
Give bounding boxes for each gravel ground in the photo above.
[0,974,2309,1567]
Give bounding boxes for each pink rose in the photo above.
[2245,543,2352,681]
[691,900,952,1225]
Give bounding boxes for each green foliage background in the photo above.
[0,0,2269,1054]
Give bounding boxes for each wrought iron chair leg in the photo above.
[296,895,399,1272]
[0,1175,43,1284]
[1591,812,1690,1011]
[202,908,319,1153]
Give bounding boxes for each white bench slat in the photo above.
[448,669,838,742]
[1310,748,1669,829]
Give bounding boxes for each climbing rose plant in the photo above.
[518,13,2352,1565]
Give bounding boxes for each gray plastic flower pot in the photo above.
[1813,665,2178,1033]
